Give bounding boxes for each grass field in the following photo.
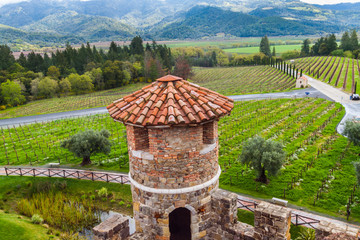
[2,98,360,222]
[292,56,360,94]
[191,66,296,95]
[0,66,295,119]
[223,44,303,56]
[0,176,132,237]
[0,211,53,240]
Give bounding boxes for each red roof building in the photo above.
[107,75,234,126]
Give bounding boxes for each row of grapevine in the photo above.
[0,82,148,119]
[2,98,359,220]
[292,56,360,94]
[191,65,296,95]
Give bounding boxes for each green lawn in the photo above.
[0,176,132,215]
[223,44,303,55]
[0,211,54,240]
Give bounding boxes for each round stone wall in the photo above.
[131,181,219,239]
[128,123,219,189]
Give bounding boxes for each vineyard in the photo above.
[0,66,295,119]
[191,66,296,95]
[1,98,360,221]
[0,83,148,119]
[292,56,360,94]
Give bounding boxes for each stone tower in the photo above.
[107,75,234,239]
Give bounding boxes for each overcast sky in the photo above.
[1,0,360,7]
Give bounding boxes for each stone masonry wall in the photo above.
[131,182,219,240]
[254,202,291,240]
[210,189,255,240]
[203,121,218,144]
[126,125,149,151]
[93,214,130,240]
[129,124,219,189]
[315,220,359,240]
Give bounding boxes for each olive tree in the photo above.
[239,136,285,183]
[344,120,360,149]
[61,129,111,166]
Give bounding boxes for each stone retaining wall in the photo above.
[93,214,130,240]
[315,220,359,240]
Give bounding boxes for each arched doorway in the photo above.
[169,207,191,240]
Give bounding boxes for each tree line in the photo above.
[281,30,360,60]
[0,36,179,109]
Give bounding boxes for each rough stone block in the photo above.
[93,214,129,240]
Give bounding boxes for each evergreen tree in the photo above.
[341,31,352,51]
[130,36,144,56]
[17,52,27,68]
[0,45,15,70]
[350,29,359,51]
[272,47,276,57]
[260,36,271,57]
[301,39,311,56]
[326,34,338,53]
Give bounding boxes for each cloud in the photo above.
[301,0,360,4]
[0,0,29,7]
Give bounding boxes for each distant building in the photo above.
[296,75,308,88]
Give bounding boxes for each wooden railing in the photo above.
[4,167,130,184]
[237,198,320,229]
[5,167,321,229]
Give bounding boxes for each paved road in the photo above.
[0,88,331,127]
[0,107,108,127]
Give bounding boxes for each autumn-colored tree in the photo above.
[173,56,193,80]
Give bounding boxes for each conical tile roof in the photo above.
[107,75,234,126]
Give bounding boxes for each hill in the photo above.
[0,0,359,43]
[314,2,360,11]
[22,11,136,41]
[0,24,84,46]
[152,6,340,39]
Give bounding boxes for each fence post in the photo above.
[5,167,8,176]
[120,175,123,184]
[33,169,35,177]
[296,214,298,226]
[48,169,51,177]
[91,172,94,181]
[77,171,80,179]
[19,168,22,176]
[63,170,66,178]
[106,174,109,183]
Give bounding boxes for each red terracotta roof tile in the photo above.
[107,75,234,126]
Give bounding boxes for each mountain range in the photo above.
[0,0,359,45]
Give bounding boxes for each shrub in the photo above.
[53,180,67,190]
[98,187,108,198]
[31,214,44,224]
[119,201,125,206]
[330,49,344,57]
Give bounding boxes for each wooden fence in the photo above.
[5,167,321,229]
